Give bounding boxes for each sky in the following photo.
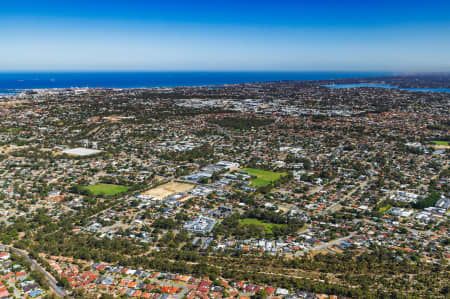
[1,0,450,72]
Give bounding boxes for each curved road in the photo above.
[9,247,67,297]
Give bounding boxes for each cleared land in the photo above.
[243,168,287,187]
[431,141,450,150]
[239,218,283,234]
[0,145,28,155]
[142,181,195,199]
[84,184,130,196]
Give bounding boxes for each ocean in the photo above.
[0,71,389,94]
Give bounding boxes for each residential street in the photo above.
[8,246,67,297]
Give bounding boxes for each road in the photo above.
[305,231,359,253]
[10,245,190,299]
[319,180,368,216]
[9,246,67,297]
[363,218,441,238]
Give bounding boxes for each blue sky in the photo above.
[1,0,450,71]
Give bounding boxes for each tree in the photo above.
[254,289,268,299]
[59,276,72,290]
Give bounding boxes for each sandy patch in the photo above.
[142,181,195,199]
[432,144,450,150]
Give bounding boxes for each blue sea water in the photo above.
[325,83,450,93]
[0,71,389,93]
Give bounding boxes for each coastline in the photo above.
[0,71,391,95]
[2,72,450,98]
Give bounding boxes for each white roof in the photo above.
[62,148,102,156]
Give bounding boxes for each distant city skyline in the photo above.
[2,0,450,71]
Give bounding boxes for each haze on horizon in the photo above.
[1,0,450,72]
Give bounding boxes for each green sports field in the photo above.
[84,184,130,196]
[432,140,449,146]
[243,168,287,187]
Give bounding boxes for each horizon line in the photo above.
[0,69,422,73]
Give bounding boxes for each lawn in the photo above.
[432,140,449,146]
[242,168,287,187]
[6,128,22,133]
[377,204,391,214]
[239,218,283,234]
[84,184,130,196]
